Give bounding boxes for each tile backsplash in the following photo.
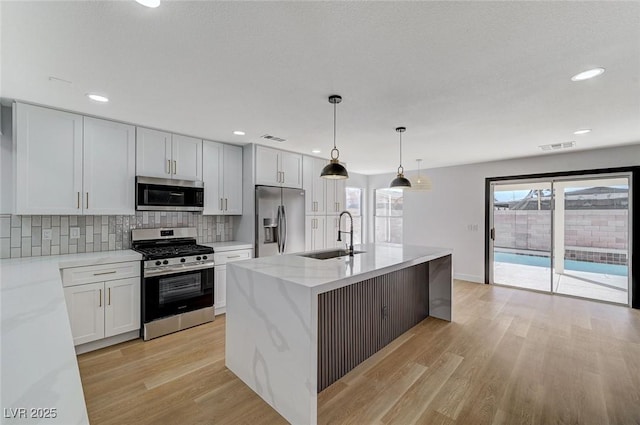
[0,212,234,259]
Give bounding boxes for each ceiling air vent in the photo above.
[261,134,287,143]
[539,141,575,151]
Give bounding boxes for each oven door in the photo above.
[142,266,214,323]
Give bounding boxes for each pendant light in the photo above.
[409,159,432,191]
[320,95,349,179]
[389,127,411,189]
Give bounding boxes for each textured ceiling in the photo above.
[1,1,639,174]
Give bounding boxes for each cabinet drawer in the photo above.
[213,249,252,265]
[62,261,140,287]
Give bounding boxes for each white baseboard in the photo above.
[215,305,226,316]
[75,330,140,355]
[454,273,484,283]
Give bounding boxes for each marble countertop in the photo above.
[229,243,452,293]
[0,250,142,424]
[201,241,253,252]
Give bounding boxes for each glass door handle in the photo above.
[490,228,496,241]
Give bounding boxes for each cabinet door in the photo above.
[15,103,83,215]
[280,151,303,189]
[313,158,327,214]
[64,282,105,345]
[104,277,140,338]
[255,146,281,186]
[325,216,342,249]
[202,141,223,215]
[83,117,136,215]
[306,216,326,251]
[136,127,172,179]
[335,179,346,213]
[214,266,226,313]
[303,156,315,214]
[222,144,243,215]
[326,179,346,215]
[172,134,202,181]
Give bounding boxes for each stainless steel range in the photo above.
[132,227,215,340]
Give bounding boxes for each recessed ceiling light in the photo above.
[86,93,109,103]
[571,68,605,81]
[573,129,592,135]
[135,0,160,8]
[233,131,245,136]
[312,149,321,154]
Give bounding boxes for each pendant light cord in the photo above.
[398,131,403,174]
[333,101,337,150]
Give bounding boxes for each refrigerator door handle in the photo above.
[276,206,283,254]
[281,205,287,253]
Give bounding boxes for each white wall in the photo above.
[400,143,640,283]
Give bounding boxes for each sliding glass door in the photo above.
[490,181,553,292]
[553,177,630,304]
[490,173,631,305]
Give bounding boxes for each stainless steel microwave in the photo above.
[136,176,204,211]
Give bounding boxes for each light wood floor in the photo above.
[78,281,640,425]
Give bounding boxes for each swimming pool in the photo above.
[494,252,628,276]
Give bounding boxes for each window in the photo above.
[375,188,403,244]
[345,187,363,244]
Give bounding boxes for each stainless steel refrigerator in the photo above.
[255,185,306,257]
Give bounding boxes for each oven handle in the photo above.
[144,261,215,277]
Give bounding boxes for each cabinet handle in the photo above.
[99,289,102,307]
[77,192,80,209]
[167,159,171,174]
[227,255,241,259]
[173,160,177,175]
[108,288,111,306]
[282,171,285,183]
[220,198,223,211]
[224,198,228,211]
[93,270,117,276]
[86,192,89,209]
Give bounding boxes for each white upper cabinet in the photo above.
[223,144,243,214]
[280,150,303,188]
[303,156,327,215]
[203,141,223,215]
[135,127,172,179]
[15,103,83,215]
[203,141,243,215]
[136,128,202,181]
[255,146,302,188]
[15,103,135,215]
[326,179,346,215]
[83,117,136,215]
[172,134,202,181]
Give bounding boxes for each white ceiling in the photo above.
[1,1,639,175]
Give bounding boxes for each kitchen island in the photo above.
[225,243,452,425]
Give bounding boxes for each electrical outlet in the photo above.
[216,223,224,235]
[70,227,80,239]
[42,229,52,240]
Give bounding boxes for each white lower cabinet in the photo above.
[325,216,342,249]
[64,282,105,345]
[213,248,253,314]
[62,261,140,348]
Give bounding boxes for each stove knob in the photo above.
[196,256,202,261]
[202,255,208,260]
[155,261,161,266]
[163,260,169,265]
[180,258,186,263]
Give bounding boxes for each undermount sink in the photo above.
[298,249,365,260]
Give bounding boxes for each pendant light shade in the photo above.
[390,127,411,189]
[320,95,349,179]
[409,159,432,191]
